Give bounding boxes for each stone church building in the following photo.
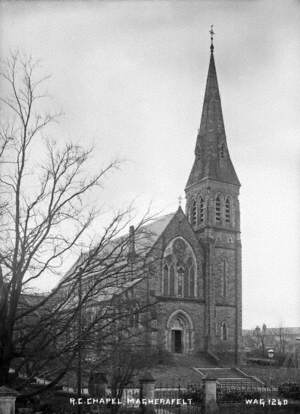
[71,38,242,366]
[123,38,243,363]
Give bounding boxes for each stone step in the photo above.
[193,368,240,378]
[217,377,263,387]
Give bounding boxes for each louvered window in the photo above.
[225,197,231,223]
[191,200,197,226]
[199,197,204,223]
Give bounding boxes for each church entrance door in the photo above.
[172,330,182,353]
[167,310,194,354]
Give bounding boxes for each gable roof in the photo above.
[135,212,175,253]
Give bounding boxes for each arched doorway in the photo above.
[166,310,194,354]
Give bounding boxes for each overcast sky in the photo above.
[1,0,300,329]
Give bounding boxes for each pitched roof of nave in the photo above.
[185,42,240,189]
[58,212,177,303]
[61,211,176,283]
[63,208,194,279]
[135,211,175,252]
[59,208,202,304]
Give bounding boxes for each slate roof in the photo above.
[186,50,240,188]
[134,212,175,253]
[59,212,177,303]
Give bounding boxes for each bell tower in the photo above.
[185,28,242,362]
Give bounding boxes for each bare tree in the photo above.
[277,327,288,356]
[253,323,267,356]
[0,52,154,390]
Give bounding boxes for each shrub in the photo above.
[180,387,204,404]
[217,389,261,403]
[278,382,300,400]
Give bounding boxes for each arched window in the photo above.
[169,264,175,296]
[221,260,227,297]
[199,197,205,224]
[189,264,195,298]
[130,305,139,328]
[215,195,221,223]
[162,238,198,298]
[225,197,231,224]
[177,265,184,297]
[184,266,189,298]
[221,322,227,341]
[133,310,139,327]
[163,263,169,295]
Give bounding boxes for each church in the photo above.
[69,34,243,367]
[120,34,242,364]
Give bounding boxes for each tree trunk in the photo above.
[0,331,14,386]
[0,357,11,385]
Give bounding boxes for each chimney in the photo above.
[127,225,137,266]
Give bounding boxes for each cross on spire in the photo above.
[178,195,182,207]
[209,24,215,53]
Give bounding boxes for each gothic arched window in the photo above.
[130,304,140,328]
[225,197,231,224]
[163,263,169,295]
[215,195,221,223]
[169,264,175,296]
[221,322,228,341]
[184,266,189,298]
[177,265,184,297]
[199,197,205,224]
[162,238,198,298]
[191,200,197,226]
[189,264,195,298]
[221,260,227,297]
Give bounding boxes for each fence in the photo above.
[154,383,204,414]
[217,382,277,404]
[10,376,300,413]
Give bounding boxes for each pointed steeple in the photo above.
[186,30,240,189]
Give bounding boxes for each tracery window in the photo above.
[162,238,197,298]
[215,195,221,223]
[225,197,231,224]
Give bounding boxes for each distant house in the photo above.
[243,327,300,353]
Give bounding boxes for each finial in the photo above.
[178,195,182,207]
[209,24,215,53]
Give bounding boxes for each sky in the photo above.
[1,0,300,329]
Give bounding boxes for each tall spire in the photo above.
[185,28,240,189]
